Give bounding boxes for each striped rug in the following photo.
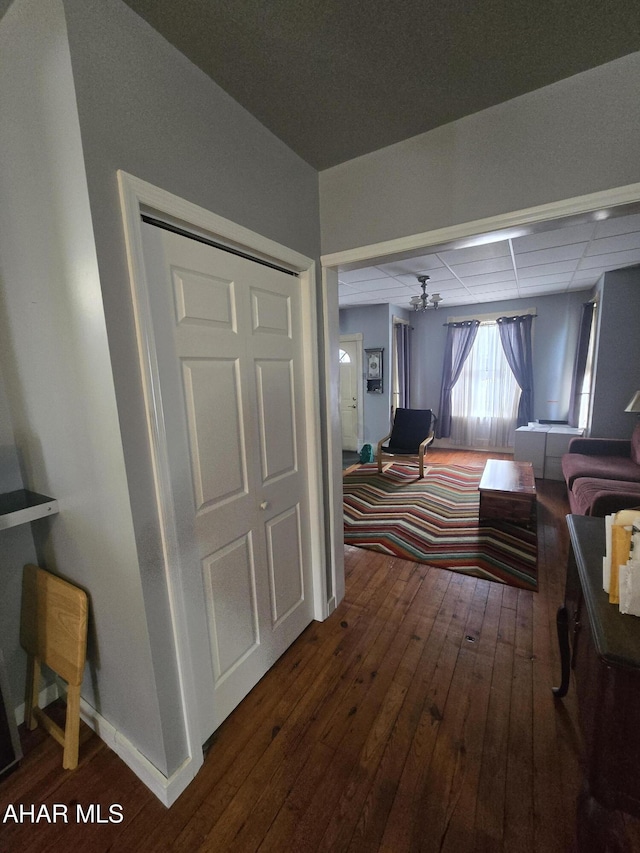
[343,462,537,591]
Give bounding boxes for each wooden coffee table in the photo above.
[478,459,536,527]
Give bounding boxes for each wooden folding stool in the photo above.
[20,564,88,769]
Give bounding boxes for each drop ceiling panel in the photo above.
[584,232,640,255]
[377,255,447,275]
[447,256,515,278]
[578,248,640,269]
[438,241,511,264]
[519,273,574,287]
[517,260,580,279]
[348,278,406,293]
[512,223,596,252]
[460,270,517,288]
[392,268,456,284]
[339,267,390,283]
[338,211,640,310]
[595,214,640,238]
[514,244,589,267]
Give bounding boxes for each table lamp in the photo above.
[624,391,640,414]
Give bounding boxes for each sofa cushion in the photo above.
[631,421,640,466]
[561,452,640,489]
[570,476,640,517]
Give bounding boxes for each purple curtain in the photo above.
[496,314,534,427]
[436,320,480,438]
[568,302,596,427]
[395,322,411,408]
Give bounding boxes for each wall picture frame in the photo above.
[365,347,383,393]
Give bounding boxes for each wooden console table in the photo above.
[554,514,640,848]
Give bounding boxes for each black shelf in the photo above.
[0,490,58,530]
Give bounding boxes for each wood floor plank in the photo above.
[473,592,516,852]
[503,591,535,852]
[126,551,413,852]
[409,577,492,853]
[169,572,411,851]
[346,568,454,853]
[293,576,460,845]
[4,449,640,852]
[438,581,504,853]
[531,486,578,853]
[318,568,449,852]
[379,573,476,853]
[275,572,434,851]
[191,572,425,852]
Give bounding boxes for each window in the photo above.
[577,305,597,430]
[339,348,351,363]
[450,321,520,448]
[391,319,410,411]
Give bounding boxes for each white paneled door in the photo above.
[339,335,362,451]
[140,222,315,741]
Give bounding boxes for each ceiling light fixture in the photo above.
[410,275,442,311]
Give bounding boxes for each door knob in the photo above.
[260,501,269,510]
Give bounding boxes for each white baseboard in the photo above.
[434,440,514,454]
[79,697,202,807]
[14,681,200,807]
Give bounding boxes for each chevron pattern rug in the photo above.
[343,463,537,591]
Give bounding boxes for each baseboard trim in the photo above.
[14,683,201,806]
[79,698,201,807]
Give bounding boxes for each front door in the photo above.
[339,336,362,451]
[140,222,315,740]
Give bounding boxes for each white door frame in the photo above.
[118,171,327,803]
[320,181,640,616]
[339,333,363,450]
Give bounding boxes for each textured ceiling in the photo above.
[115,2,640,306]
[123,0,640,170]
[339,210,640,309]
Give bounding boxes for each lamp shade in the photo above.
[624,391,640,413]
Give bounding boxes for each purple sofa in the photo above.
[561,422,640,516]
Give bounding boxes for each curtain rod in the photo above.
[442,314,538,326]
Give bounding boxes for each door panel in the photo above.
[267,506,303,623]
[339,336,362,451]
[173,268,236,328]
[140,222,314,740]
[182,358,247,508]
[202,535,259,681]
[256,359,296,482]
[251,288,291,336]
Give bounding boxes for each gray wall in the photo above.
[408,289,588,427]
[590,266,640,437]
[341,291,587,445]
[0,0,320,782]
[0,0,178,777]
[62,0,321,775]
[1,0,638,798]
[340,304,407,446]
[0,365,39,707]
[319,52,640,255]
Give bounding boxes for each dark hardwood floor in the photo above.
[2,449,639,851]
